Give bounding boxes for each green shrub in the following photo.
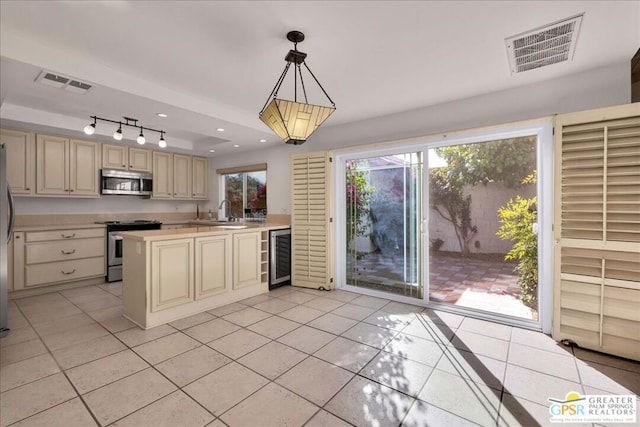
[497,188,538,310]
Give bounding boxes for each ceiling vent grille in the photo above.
[506,13,583,74]
[35,70,93,94]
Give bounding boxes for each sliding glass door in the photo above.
[345,153,423,299]
[337,127,549,326]
[427,136,538,320]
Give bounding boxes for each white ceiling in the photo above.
[1,1,638,157]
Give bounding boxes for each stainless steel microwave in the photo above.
[100,169,153,196]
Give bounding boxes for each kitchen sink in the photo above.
[212,225,248,229]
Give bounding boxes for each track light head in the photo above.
[113,123,123,141]
[158,132,167,148]
[137,127,145,145]
[84,117,96,135]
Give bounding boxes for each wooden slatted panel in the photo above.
[291,152,333,289]
[606,118,640,242]
[553,103,640,361]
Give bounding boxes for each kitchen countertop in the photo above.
[119,221,290,242]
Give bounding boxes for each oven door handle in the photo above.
[108,233,124,265]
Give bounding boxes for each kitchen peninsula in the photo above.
[119,222,289,329]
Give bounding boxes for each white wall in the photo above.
[210,61,630,214]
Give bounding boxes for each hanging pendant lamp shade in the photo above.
[260,98,335,145]
[259,31,335,145]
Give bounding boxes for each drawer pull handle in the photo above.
[61,249,76,255]
[61,233,76,238]
[61,269,76,275]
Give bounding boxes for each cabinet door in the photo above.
[11,232,25,291]
[233,232,261,289]
[0,129,34,195]
[191,156,209,199]
[195,235,231,299]
[152,151,173,198]
[69,140,100,197]
[36,134,68,195]
[150,239,194,312]
[129,147,152,172]
[102,144,128,170]
[173,154,191,198]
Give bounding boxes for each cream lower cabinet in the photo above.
[12,227,105,292]
[233,231,261,289]
[0,128,35,195]
[123,229,269,328]
[150,238,194,312]
[195,235,231,299]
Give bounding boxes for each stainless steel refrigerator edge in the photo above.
[1,144,16,338]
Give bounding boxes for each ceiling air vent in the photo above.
[35,70,93,94]
[505,13,583,74]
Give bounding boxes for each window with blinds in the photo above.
[553,103,640,361]
[291,151,333,289]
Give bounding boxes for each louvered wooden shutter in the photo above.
[291,151,333,289]
[553,103,640,361]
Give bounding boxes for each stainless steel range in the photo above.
[96,220,162,282]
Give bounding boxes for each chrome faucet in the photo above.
[218,199,233,221]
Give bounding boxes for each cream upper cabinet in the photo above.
[152,151,173,198]
[173,154,191,198]
[103,145,152,172]
[150,238,194,312]
[36,134,69,195]
[233,231,261,289]
[102,144,128,170]
[192,156,209,199]
[0,128,35,195]
[36,134,100,197]
[69,139,101,196]
[129,147,152,172]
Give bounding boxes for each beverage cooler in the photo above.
[269,228,291,289]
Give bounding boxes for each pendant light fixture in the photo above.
[82,116,167,147]
[259,30,335,145]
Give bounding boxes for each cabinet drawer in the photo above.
[25,257,105,288]
[26,237,105,264]
[26,228,105,242]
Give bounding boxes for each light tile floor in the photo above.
[1,283,639,427]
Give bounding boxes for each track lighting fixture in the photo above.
[83,117,97,135]
[82,115,167,148]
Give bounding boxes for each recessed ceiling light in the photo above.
[259,139,267,142]
[217,128,225,132]
[233,144,240,148]
[156,113,167,118]
[209,149,215,153]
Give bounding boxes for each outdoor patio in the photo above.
[347,252,535,319]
